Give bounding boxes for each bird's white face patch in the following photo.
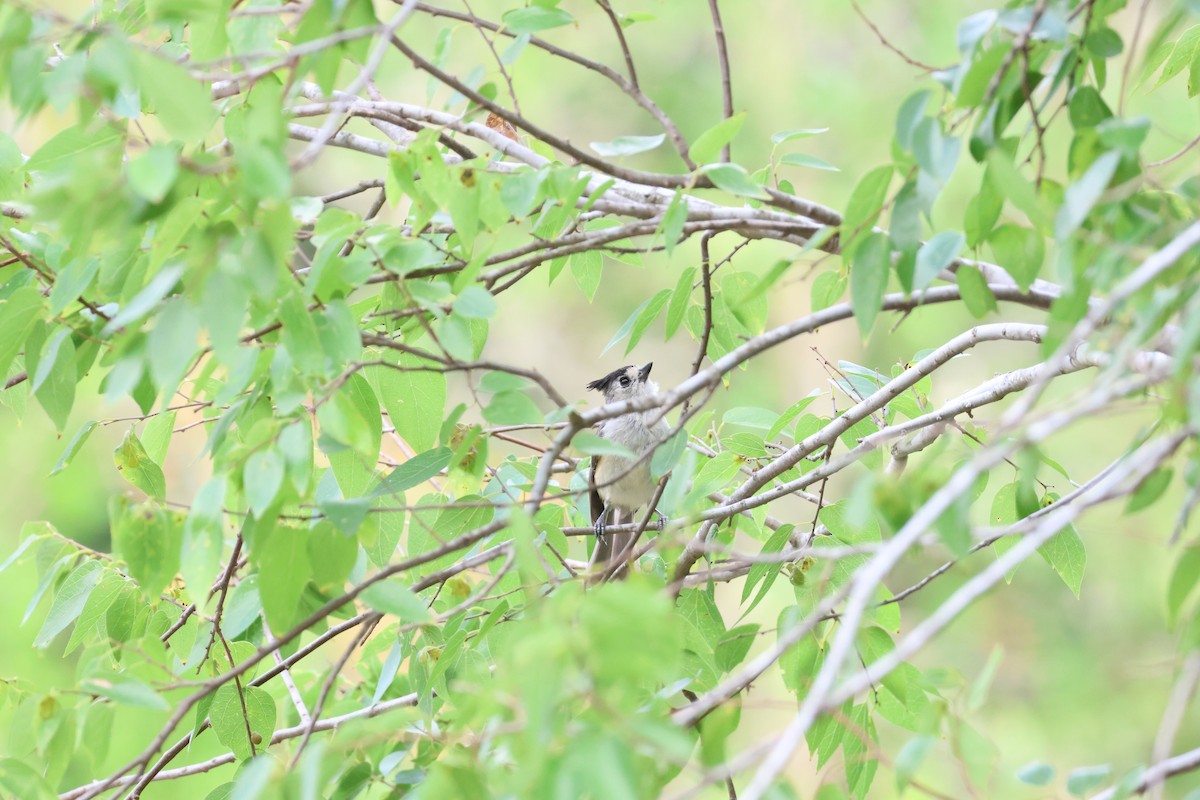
[607,366,641,400]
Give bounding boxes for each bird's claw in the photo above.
[593,511,608,548]
[654,510,667,532]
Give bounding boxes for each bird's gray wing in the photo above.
[589,455,605,528]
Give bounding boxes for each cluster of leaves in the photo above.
[0,0,1198,798]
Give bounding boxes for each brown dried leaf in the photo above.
[486,113,519,142]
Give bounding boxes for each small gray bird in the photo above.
[586,362,671,574]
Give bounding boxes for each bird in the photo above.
[585,362,671,576]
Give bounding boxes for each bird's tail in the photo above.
[590,511,633,582]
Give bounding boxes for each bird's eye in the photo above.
[619,376,631,387]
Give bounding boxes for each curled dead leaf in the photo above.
[486,112,519,142]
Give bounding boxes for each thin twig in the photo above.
[706,0,734,162]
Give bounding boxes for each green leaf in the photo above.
[1168,545,1200,627]
[1068,86,1113,129]
[361,580,432,624]
[956,265,997,317]
[573,431,636,459]
[811,270,846,311]
[958,42,1010,107]
[935,492,972,557]
[48,256,100,315]
[841,165,893,257]
[182,478,226,613]
[626,289,672,354]
[912,117,959,184]
[724,407,777,432]
[127,143,180,203]
[659,191,688,256]
[1096,117,1150,157]
[316,300,362,366]
[988,224,1044,290]
[985,151,1045,227]
[1066,765,1111,797]
[33,560,103,648]
[221,576,264,639]
[453,286,497,319]
[499,169,542,218]
[1017,762,1055,786]
[589,134,665,157]
[955,722,995,791]
[602,295,654,355]
[280,291,325,376]
[102,264,184,336]
[716,623,759,672]
[1138,41,1173,88]
[82,675,169,710]
[482,390,541,424]
[479,371,531,393]
[850,232,890,337]
[113,430,167,498]
[141,410,176,466]
[376,356,446,453]
[371,447,453,498]
[228,757,273,800]
[767,391,822,440]
[688,451,743,499]
[895,736,936,791]
[1054,151,1120,241]
[771,127,829,145]
[957,10,997,53]
[382,238,441,276]
[502,6,574,34]
[889,181,922,252]
[740,259,791,308]
[149,299,200,396]
[700,163,770,200]
[257,525,310,633]
[665,267,695,338]
[318,498,369,536]
[0,286,43,378]
[739,524,795,617]
[570,249,602,302]
[1156,25,1200,87]
[651,429,686,478]
[1084,27,1123,58]
[1037,523,1086,597]
[0,758,57,800]
[30,329,67,394]
[32,331,76,433]
[894,91,931,152]
[307,521,357,590]
[913,231,964,292]
[1127,467,1173,513]
[24,124,123,172]
[65,573,124,652]
[778,152,839,172]
[689,112,746,165]
[0,527,47,579]
[136,52,217,143]
[111,499,181,598]
[210,685,277,761]
[964,182,1002,246]
[50,420,98,476]
[319,373,381,460]
[243,447,285,518]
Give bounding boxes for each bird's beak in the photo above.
[638,362,653,381]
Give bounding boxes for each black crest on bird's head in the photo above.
[586,365,634,394]
[586,363,653,397]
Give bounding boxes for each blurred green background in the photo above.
[3,0,1199,796]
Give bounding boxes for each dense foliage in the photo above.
[1,0,1199,798]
